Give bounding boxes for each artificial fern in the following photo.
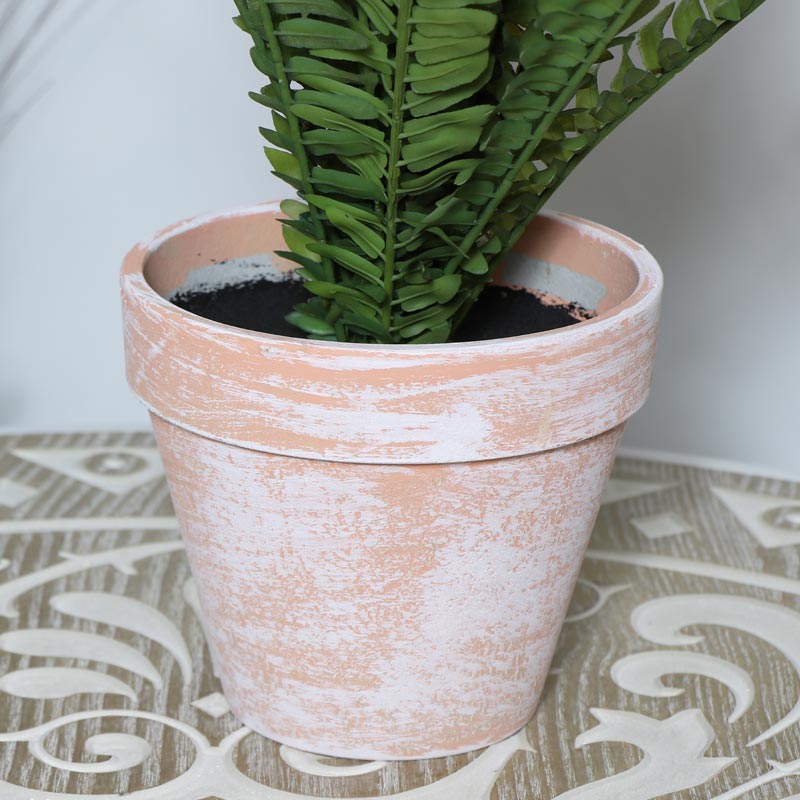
[234,0,766,344]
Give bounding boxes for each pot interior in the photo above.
[143,206,640,318]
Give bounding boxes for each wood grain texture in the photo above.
[0,431,799,798]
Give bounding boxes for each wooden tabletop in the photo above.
[1,431,799,799]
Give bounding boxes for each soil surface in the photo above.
[171,277,586,342]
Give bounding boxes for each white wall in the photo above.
[1,1,798,473]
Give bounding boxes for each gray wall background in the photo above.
[1,1,798,473]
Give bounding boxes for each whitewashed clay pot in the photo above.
[121,203,662,760]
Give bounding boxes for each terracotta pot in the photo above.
[121,203,662,760]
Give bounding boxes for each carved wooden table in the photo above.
[1,431,799,799]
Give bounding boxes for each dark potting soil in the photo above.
[171,277,585,342]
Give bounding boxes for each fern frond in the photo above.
[235,0,767,343]
[236,0,503,342]
[494,0,770,259]
[447,0,769,329]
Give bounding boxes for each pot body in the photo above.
[121,204,662,759]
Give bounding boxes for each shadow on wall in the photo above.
[0,1,118,145]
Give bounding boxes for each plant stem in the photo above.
[381,0,412,331]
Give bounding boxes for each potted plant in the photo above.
[121,0,765,760]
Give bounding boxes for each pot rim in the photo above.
[121,204,662,463]
[124,200,662,353]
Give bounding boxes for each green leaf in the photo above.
[340,310,389,339]
[411,7,497,37]
[338,154,388,190]
[282,225,321,262]
[658,37,686,69]
[285,311,335,336]
[333,292,383,318]
[325,205,386,258]
[407,61,494,116]
[305,281,383,307]
[401,125,483,173]
[408,322,451,344]
[291,104,385,143]
[395,300,461,339]
[610,36,637,92]
[265,148,301,180]
[305,194,382,225]
[310,167,386,201]
[463,251,489,275]
[410,33,491,65]
[249,45,276,78]
[286,55,368,84]
[417,0,497,6]
[407,52,489,94]
[431,274,462,302]
[310,18,390,73]
[280,199,309,219]
[672,0,707,46]
[518,32,587,70]
[304,129,381,157]
[399,158,480,192]
[276,18,369,50]
[266,0,350,19]
[296,74,388,116]
[624,0,660,28]
[359,0,396,34]
[402,105,493,139]
[275,251,326,279]
[707,0,743,21]
[686,16,718,47]
[260,125,290,149]
[294,89,385,121]
[595,90,628,121]
[308,242,384,284]
[637,3,675,71]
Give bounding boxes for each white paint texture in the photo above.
[11,446,164,494]
[51,592,192,683]
[0,667,137,703]
[191,692,231,719]
[499,254,607,311]
[0,628,163,690]
[586,550,800,596]
[611,650,755,723]
[0,478,40,509]
[630,511,693,539]
[0,516,178,536]
[557,709,733,800]
[711,486,800,548]
[631,593,800,745]
[169,254,296,297]
[117,205,662,757]
[121,208,662,464]
[153,414,622,758]
[0,541,184,618]
[0,714,530,800]
[182,577,221,678]
[278,746,388,778]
